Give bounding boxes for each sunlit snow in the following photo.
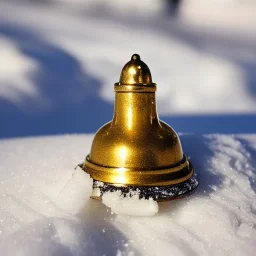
[0,134,255,255]
[102,191,159,217]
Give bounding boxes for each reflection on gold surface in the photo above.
[117,167,126,184]
[119,146,127,165]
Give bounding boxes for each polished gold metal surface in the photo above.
[83,54,194,186]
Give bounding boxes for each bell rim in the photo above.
[83,154,195,186]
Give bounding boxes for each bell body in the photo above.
[83,54,198,200]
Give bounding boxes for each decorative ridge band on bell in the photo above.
[82,54,198,201]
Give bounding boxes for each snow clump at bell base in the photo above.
[102,190,159,216]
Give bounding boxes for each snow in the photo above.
[181,1,256,35]
[0,134,255,255]
[102,191,159,217]
[0,0,256,255]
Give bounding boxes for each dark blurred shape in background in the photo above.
[166,0,182,17]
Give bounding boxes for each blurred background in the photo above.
[0,0,256,139]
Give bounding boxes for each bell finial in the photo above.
[131,53,140,61]
[119,54,152,85]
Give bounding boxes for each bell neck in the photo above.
[112,92,160,131]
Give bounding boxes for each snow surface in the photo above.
[102,191,159,217]
[0,1,256,255]
[0,134,255,255]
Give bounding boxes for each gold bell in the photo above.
[82,54,198,201]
